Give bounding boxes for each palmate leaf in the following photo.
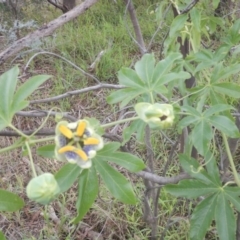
[212,82,240,98]
[179,154,218,185]
[215,193,236,240]
[73,167,98,223]
[123,119,146,144]
[203,104,234,118]
[0,66,19,122]
[204,151,221,185]
[191,121,213,156]
[0,189,24,211]
[94,160,137,204]
[209,115,240,137]
[11,74,51,114]
[134,53,155,85]
[164,179,217,198]
[190,194,217,240]
[55,163,82,193]
[107,88,145,108]
[0,119,7,131]
[37,144,55,158]
[152,52,182,83]
[96,143,145,172]
[118,67,145,88]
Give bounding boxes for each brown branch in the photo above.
[0,0,100,64]
[180,0,200,14]
[136,171,191,185]
[123,0,147,55]
[47,0,65,12]
[30,84,124,104]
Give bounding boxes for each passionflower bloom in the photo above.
[135,102,175,129]
[26,173,60,205]
[55,120,103,169]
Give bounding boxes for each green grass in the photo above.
[2,0,240,239]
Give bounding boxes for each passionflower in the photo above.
[26,173,60,205]
[135,102,175,129]
[55,120,103,169]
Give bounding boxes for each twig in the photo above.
[123,0,147,55]
[147,3,172,51]
[180,0,200,14]
[16,110,77,121]
[47,0,65,12]
[136,171,191,184]
[29,83,124,104]
[24,51,101,84]
[0,0,100,64]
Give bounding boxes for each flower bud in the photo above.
[26,173,60,205]
[135,102,175,129]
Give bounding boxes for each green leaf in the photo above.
[0,231,6,240]
[96,151,145,172]
[154,71,190,86]
[0,189,24,211]
[190,194,217,240]
[12,75,51,113]
[203,104,234,118]
[224,189,240,212]
[179,154,217,185]
[211,64,240,83]
[204,151,221,185]
[209,88,226,105]
[0,119,7,131]
[209,115,240,137]
[37,144,55,158]
[55,163,82,193]
[169,14,188,37]
[182,105,201,117]
[215,193,236,240]
[94,160,137,204]
[107,88,145,107]
[0,66,19,121]
[152,52,182,83]
[73,167,98,223]
[213,82,240,98]
[118,68,145,88]
[134,53,155,85]
[191,121,213,155]
[97,142,121,155]
[178,115,198,130]
[122,119,146,144]
[190,8,201,32]
[164,179,217,198]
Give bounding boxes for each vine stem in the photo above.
[222,133,240,187]
[101,116,139,128]
[25,141,37,178]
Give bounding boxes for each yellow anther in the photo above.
[76,121,86,137]
[84,137,100,145]
[59,125,73,139]
[74,149,88,161]
[58,146,75,153]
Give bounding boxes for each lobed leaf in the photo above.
[0,66,19,122]
[96,151,145,173]
[164,179,217,199]
[37,144,55,158]
[73,167,98,223]
[190,194,217,240]
[215,193,236,240]
[94,160,137,204]
[0,189,24,212]
[55,163,82,193]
